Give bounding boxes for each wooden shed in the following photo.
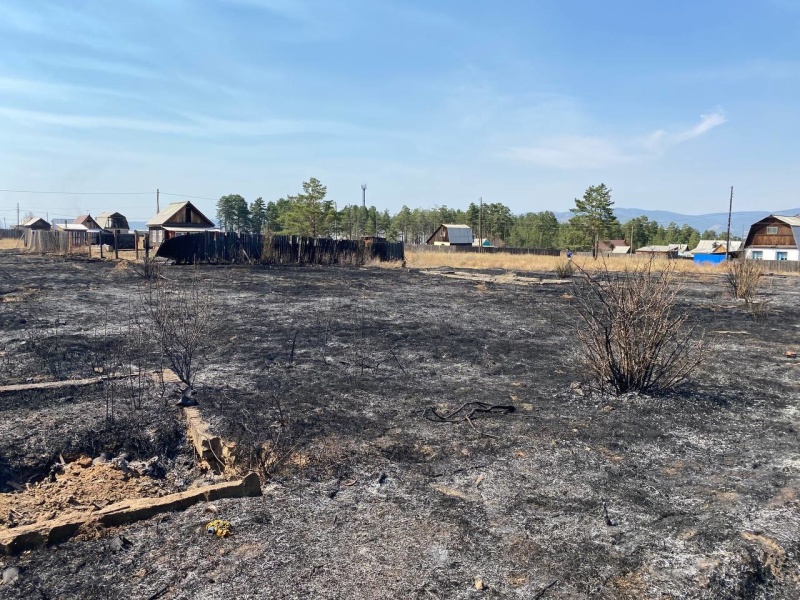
[147,201,216,246]
[744,215,800,261]
[426,224,474,246]
[19,217,51,231]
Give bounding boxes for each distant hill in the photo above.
[553,208,800,236]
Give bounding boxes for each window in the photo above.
[777,252,788,261]
[766,226,779,235]
[751,251,763,260]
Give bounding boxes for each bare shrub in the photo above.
[725,255,761,302]
[129,256,162,280]
[571,260,703,395]
[143,274,215,389]
[553,260,574,278]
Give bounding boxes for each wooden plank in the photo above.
[0,473,261,555]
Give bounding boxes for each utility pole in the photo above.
[360,184,366,240]
[725,186,733,259]
[630,221,635,254]
[478,197,483,253]
[156,188,160,214]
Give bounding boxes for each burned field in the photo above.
[1,251,799,599]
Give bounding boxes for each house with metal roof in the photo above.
[597,239,630,255]
[147,201,216,246]
[96,211,130,234]
[425,224,474,246]
[73,214,102,231]
[635,243,688,259]
[19,217,51,231]
[689,239,743,256]
[689,239,743,264]
[744,214,800,261]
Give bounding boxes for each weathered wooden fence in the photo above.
[24,230,71,254]
[758,260,800,273]
[410,244,559,256]
[155,232,404,266]
[0,229,22,240]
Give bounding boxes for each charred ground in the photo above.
[1,251,799,599]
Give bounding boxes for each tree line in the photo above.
[216,178,734,251]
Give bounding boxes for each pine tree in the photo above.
[569,183,618,258]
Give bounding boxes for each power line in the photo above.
[160,192,218,201]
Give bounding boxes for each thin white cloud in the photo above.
[505,111,727,169]
[0,106,363,139]
[686,60,800,82]
[504,137,634,169]
[646,110,726,148]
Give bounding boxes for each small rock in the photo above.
[111,457,131,476]
[92,452,112,466]
[474,576,485,591]
[77,456,93,468]
[2,566,20,584]
[109,535,132,553]
[176,388,198,407]
[377,472,387,485]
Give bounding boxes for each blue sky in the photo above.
[1,0,798,223]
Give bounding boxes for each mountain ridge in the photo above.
[553,207,800,236]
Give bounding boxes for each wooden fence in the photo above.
[155,232,404,266]
[0,229,22,240]
[758,260,800,273]
[411,244,559,256]
[24,230,71,254]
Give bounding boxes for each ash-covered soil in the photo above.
[1,250,799,599]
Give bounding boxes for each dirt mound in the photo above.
[0,457,178,530]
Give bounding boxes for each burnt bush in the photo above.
[143,274,215,389]
[571,260,703,395]
[726,255,762,302]
[62,410,184,463]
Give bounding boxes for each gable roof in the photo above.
[147,201,215,228]
[21,217,49,228]
[95,211,129,230]
[56,223,89,232]
[73,214,101,229]
[598,239,627,252]
[770,214,800,227]
[744,214,800,249]
[442,224,473,244]
[636,244,688,253]
[689,239,743,255]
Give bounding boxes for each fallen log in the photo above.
[0,472,261,555]
[183,406,236,473]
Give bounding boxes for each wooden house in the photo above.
[147,201,216,246]
[635,244,687,259]
[73,214,102,231]
[426,224,474,246]
[96,211,129,234]
[744,215,800,261]
[598,239,631,255]
[55,223,89,246]
[19,217,51,231]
